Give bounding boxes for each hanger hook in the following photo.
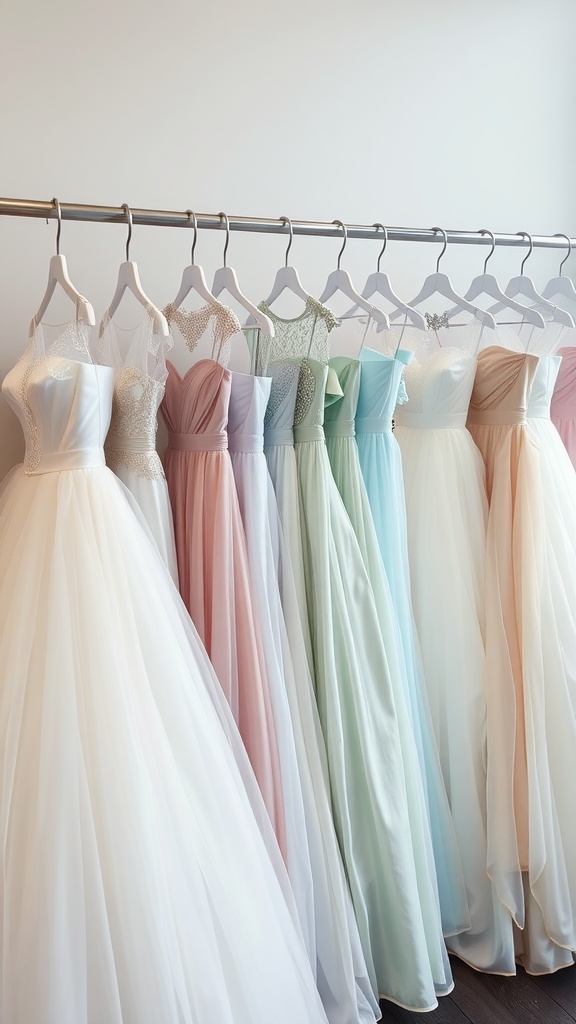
[373,223,388,272]
[478,229,496,273]
[51,197,62,256]
[517,231,533,276]
[332,219,347,270]
[218,212,230,267]
[280,216,294,267]
[430,226,448,272]
[554,232,573,276]
[185,210,198,264]
[121,203,133,261]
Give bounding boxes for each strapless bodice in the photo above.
[2,355,113,474]
[395,348,476,429]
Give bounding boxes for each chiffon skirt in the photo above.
[295,436,453,1013]
[0,463,328,1024]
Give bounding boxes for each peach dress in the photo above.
[468,345,576,975]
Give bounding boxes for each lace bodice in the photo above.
[467,347,539,427]
[527,354,562,418]
[259,297,339,366]
[164,302,241,367]
[395,348,477,430]
[228,372,272,454]
[356,348,413,433]
[96,307,172,480]
[323,357,361,437]
[104,368,166,479]
[290,358,331,444]
[3,330,113,475]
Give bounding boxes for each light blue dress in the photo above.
[356,346,469,937]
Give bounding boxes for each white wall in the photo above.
[1,0,576,479]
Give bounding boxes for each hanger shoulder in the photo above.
[34,254,95,326]
[464,275,546,327]
[319,270,390,327]
[172,264,217,309]
[362,272,428,330]
[211,267,275,338]
[105,261,169,337]
[265,265,309,306]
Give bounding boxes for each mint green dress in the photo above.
[324,356,469,939]
[259,299,453,1014]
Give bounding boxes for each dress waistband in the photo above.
[228,433,263,454]
[105,433,155,453]
[294,425,325,443]
[167,431,228,452]
[323,419,355,438]
[467,408,527,426]
[26,448,106,475]
[355,417,392,435]
[264,427,294,447]
[394,410,467,429]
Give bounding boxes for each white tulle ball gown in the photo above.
[0,318,329,1024]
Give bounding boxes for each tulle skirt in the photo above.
[0,463,328,1024]
[109,462,179,583]
[469,421,576,975]
[395,423,516,973]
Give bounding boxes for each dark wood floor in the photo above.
[379,958,576,1023]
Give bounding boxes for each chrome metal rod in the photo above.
[0,196,573,249]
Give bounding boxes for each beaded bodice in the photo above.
[104,367,166,480]
[98,307,171,480]
[163,301,241,366]
[293,358,329,431]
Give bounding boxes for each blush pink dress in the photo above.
[161,303,285,853]
[468,345,576,976]
[551,347,576,469]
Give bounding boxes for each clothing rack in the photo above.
[0,197,574,251]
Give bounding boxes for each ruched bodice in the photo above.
[228,372,271,454]
[2,355,113,475]
[467,347,539,427]
[527,355,562,419]
[395,348,477,430]
[323,357,360,438]
[356,348,412,434]
[162,359,230,451]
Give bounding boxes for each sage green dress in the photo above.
[324,356,469,940]
[259,299,453,1013]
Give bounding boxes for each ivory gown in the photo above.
[0,316,330,1024]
